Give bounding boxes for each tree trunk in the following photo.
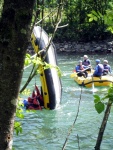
[94,100,112,150]
[0,0,35,149]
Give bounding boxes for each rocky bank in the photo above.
[54,40,113,53]
[27,39,113,54]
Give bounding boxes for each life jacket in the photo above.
[103,64,110,72]
[98,64,104,73]
[25,85,44,110]
[76,65,84,72]
[27,97,42,110]
[82,59,90,66]
[35,85,43,103]
[79,65,84,70]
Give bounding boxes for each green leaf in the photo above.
[89,18,93,22]
[16,129,19,136]
[26,53,31,58]
[95,102,105,114]
[98,11,103,18]
[14,121,20,128]
[19,126,23,134]
[22,89,31,96]
[93,95,100,100]
[14,121,23,135]
[87,14,93,17]
[92,10,98,16]
[108,86,113,93]
[94,98,100,103]
[25,58,31,66]
[16,113,24,119]
[93,16,98,21]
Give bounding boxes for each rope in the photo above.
[62,86,83,150]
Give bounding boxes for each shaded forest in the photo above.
[37,0,113,42]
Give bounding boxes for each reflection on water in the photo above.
[13,53,113,150]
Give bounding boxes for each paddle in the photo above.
[92,75,95,93]
[70,67,91,78]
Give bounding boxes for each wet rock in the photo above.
[55,39,113,53]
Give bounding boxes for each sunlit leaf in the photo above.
[93,16,98,21]
[92,10,98,16]
[26,53,31,58]
[22,89,31,96]
[14,121,23,135]
[16,112,24,119]
[25,58,31,66]
[98,11,103,18]
[87,14,93,17]
[89,18,93,22]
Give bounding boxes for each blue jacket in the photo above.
[76,65,85,72]
[103,64,111,73]
[93,64,104,76]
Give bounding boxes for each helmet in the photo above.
[84,55,88,58]
[96,59,100,63]
[79,60,82,63]
[104,60,108,63]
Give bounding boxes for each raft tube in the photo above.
[71,71,113,88]
[31,26,62,109]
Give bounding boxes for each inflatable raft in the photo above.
[71,71,113,88]
[31,26,62,109]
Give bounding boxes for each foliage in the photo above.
[88,2,113,33]
[14,86,33,136]
[14,100,24,135]
[93,84,113,149]
[24,53,62,77]
[24,53,44,67]
[0,0,3,18]
[42,0,113,42]
[21,88,31,96]
[93,84,113,114]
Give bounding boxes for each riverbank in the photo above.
[54,39,113,53]
[27,39,113,55]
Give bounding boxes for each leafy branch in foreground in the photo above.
[20,53,63,93]
[14,88,34,135]
[93,84,113,150]
[14,100,24,136]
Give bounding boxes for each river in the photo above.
[13,53,113,150]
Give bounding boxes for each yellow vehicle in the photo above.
[31,26,62,109]
[71,71,113,88]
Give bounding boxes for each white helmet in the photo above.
[84,55,88,58]
[104,60,108,63]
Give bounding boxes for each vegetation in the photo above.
[93,85,113,150]
[42,0,113,42]
[0,0,113,149]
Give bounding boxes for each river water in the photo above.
[13,53,113,150]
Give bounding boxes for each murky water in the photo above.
[13,53,113,150]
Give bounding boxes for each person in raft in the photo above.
[93,59,104,77]
[103,60,111,75]
[82,55,91,70]
[75,60,88,78]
